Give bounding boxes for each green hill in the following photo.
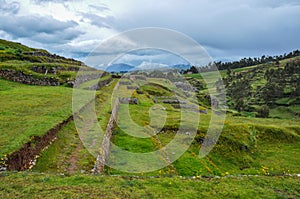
[0,39,96,86]
[185,56,300,119]
[0,42,299,198]
[223,56,300,119]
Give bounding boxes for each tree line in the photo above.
[183,50,300,73]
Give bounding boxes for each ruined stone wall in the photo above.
[87,76,113,90]
[94,98,120,173]
[0,69,60,86]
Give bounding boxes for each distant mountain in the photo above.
[105,63,135,72]
[105,62,190,72]
[170,64,191,70]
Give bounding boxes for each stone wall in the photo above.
[0,69,60,86]
[87,76,113,90]
[94,98,120,173]
[73,72,109,87]
[119,97,138,105]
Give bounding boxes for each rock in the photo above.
[0,166,7,172]
[0,69,60,86]
[162,100,187,104]
[199,109,208,114]
[119,97,138,105]
[127,86,138,90]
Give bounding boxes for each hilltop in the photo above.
[0,39,96,86]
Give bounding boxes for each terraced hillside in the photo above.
[0,40,299,198]
[0,39,95,86]
[185,56,300,119]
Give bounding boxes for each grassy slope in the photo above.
[0,39,94,84]
[184,56,300,119]
[32,121,95,174]
[107,78,300,177]
[33,80,117,173]
[0,55,299,198]
[0,172,299,198]
[0,79,73,157]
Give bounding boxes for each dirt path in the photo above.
[67,140,83,174]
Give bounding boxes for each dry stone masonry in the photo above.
[94,98,120,173]
[0,69,60,86]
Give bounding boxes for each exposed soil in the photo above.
[67,141,83,174]
[5,78,112,172]
[6,116,73,171]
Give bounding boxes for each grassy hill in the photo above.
[0,39,96,86]
[0,41,299,198]
[0,79,73,164]
[185,56,300,119]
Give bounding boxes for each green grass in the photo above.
[0,172,299,198]
[110,90,300,176]
[33,121,95,174]
[0,39,96,85]
[170,120,300,176]
[0,79,73,157]
[0,39,81,65]
[1,69,300,198]
[0,61,88,84]
[32,79,118,173]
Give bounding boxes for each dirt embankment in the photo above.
[6,116,73,171]
[4,77,113,171]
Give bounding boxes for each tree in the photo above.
[190,66,198,74]
[235,98,246,112]
[257,105,269,118]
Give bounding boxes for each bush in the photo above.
[257,105,269,118]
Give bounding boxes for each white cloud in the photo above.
[0,0,299,64]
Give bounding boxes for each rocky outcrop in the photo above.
[0,69,60,86]
[23,51,84,66]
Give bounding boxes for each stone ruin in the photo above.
[162,99,187,104]
[119,81,131,85]
[0,69,60,86]
[119,97,139,105]
[127,85,138,90]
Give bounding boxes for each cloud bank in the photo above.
[0,0,299,65]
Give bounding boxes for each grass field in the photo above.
[1,71,299,198]
[32,79,118,173]
[0,79,73,157]
[0,172,299,198]
[106,77,300,178]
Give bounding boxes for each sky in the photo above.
[0,0,299,67]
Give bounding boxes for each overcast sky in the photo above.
[0,0,299,66]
